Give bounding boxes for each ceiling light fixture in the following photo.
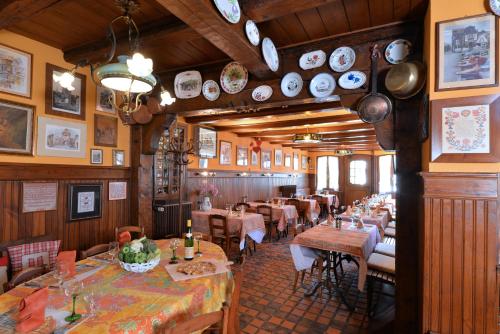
[293,127,322,144]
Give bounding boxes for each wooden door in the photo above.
[343,154,373,206]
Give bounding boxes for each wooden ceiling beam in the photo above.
[237,123,373,137]
[272,134,378,145]
[155,0,273,79]
[241,0,339,22]
[261,130,376,142]
[284,139,379,148]
[0,0,62,29]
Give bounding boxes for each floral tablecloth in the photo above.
[0,240,233,334]
[246,202,298,231]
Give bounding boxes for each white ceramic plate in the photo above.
[385,39,412,64]
[213,0,241,24]
[338,71,367,89]
[252,85,273,102]
[202,80,220,101]
[262,37,279,72]
[299,50,326,70]
[281,72,303,98]
[329,46,356,72]
[245,20,260,46]
[309,72,336,98]
[220,62,248,94]
[174,70,202,99]
[490,0,500,15]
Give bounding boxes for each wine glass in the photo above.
[194,233,203,256]
[64,280,84,323]
[53,262,70,289]
[169,239,180,264]
[108,241,119,262]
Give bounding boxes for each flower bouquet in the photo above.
[118,237,161,273]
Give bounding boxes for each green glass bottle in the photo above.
[184,219,194,261]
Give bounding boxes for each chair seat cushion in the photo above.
[384,227,396,237]
[374,243,396,257]
[367,253,395,274]
[388,221,397,228]
[7,240,60,273]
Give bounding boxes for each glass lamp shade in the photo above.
[293,133,322,144]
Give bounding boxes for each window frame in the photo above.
[377,154,396,194]
[348,159,368,186]
[315,155,340,191]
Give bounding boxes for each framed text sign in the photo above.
[109,181,127,200]
[22,182,58,213]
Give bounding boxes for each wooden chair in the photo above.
[157,305,229,334]
[311,195,328,218]
[254,200,266,203]
[115,225,145,241]
[6,267,46,291]
[79,244,110,260]
[209,214,240,257]
[366,253,396,316]
[228,269,243,334]
[286,198,306,236]
[256,205,279,241]
[374,242,395,257]
[234,202,250,211]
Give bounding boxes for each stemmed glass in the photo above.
[169,239,180,264]
[53,262,70,289]
[194,233,203,256]
[64,280,84,323]
[108,241,119,262]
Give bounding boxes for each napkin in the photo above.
[118,231,132,246]
[56,250,76,277]
[345,206,352,216]
[16,287,48,333]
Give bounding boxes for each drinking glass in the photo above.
[53,262,70,289]
[108,241,119,262]
[194,233,203,256]
[64,281,84,323]
[169,239,180,264]
[83,289,97,317]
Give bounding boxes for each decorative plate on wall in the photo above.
[174,71,202,99]
[202,80,220,101]
[329,46,356,72]
[280,72,303,97]
[245,20,260,46]
[252,85,273,102]
[338,71,367,89]
[213,0,241,24]
[262,37,279,72]
[490,0,500,15]
[299,50,326,70]
[309,72,336,98]
[220,62,248,94]
[385,39,412,64]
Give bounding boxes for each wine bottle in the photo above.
[184,220,194,261]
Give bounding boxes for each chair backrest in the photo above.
[209,214,229,238]
[79,244,109,260]
[6,267,46,291]
[234,202,250,210]
[286,198,301,212]
[254,200,266,203]
[115,226,145,241]
[228,269,243,334]
[159,306,229,334]
[311,195,325,203]
[256,205,273,222]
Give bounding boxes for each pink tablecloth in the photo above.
[340,210,389,237]
[247,202,298,231]
[273,197,320,221]
[192,209,266,250]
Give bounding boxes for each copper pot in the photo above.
[385,61,426,100]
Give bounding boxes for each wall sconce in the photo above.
[196,171,216,177]
[261,173,273,177]
[237,172,249,177]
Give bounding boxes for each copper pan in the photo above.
[385,61,426,99]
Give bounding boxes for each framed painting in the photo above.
[301,155,308,170]
[195,126,217,158]
[236,146,248,166]
[199,158,208,169]
[293,153,299,170]
[251,149,259,166]
[0,99,34,155]
[96,85,115,113]
[36,116,86,158]
[436,14,498,91]
[431,94,500,162]
[261,150,271,169]
[45,63,86,120]
[68,184,102,221]
[94,114,117,147]
[284,154,291,167]
[219,140,232,165]
[0,43,32,98]
[113,149,125,166]
[90,148,103,164]
[274,149,283,166]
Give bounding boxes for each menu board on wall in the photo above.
[22,182,58,213]
[109,181,127,201]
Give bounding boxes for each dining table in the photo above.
[0,240,233,334]
[340,210,390,237]
[273,197,320,222]
[246,202,298,232]
[191,208,266,250]
[310,194,339,209]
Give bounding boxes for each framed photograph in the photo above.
[109,181,127,201]
[293,153,299,170]
[90,148,103,164]
[274,149,283,166]
[219,140,232,165]
[36,116,86,158]
[0,43,32,98]
[45,63,86,120]
[112,149,125,166]
[251,149,259,166]
[261,150,271,169]
[68,184,102,221]
[94,114,117,147]
[284,154,291,167]
[301,155,308,169]
[199,158,208,169]
[436,14,497,91]
[236,146,248,166]
[0,99,34,155]
[431,94,500,162]
[96,85,114,113]
[195,126,217,158]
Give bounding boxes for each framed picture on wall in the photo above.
[430,94,500,162]
[301,155,308,169]
[293,153,299,170]
[94,114,117,147]
[112,149,125,166]
[36,116,87,158]
[261,150,271,169]
[0,99,34,155]
[274,149,283,166]
[68,184,102,221]
[195,126,217,158]
[0,43,32,98]
[436,14,498,91]
[199,158,208,169]
[284,154,291,167]
[219,140,232,165]
[236,146,248,166]
[90,148,103,164]
[96,85,115,113]
[251,149,259,166]
[45,63,86,120]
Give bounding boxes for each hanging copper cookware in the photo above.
[385,60,426,99]
[356,45,392,124]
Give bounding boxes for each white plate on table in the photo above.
[309,72,336,98]
[262,37,279,72]
[280,72,303,97]
[329,46,356,72]
[220,62,248,94]
[299,50,326,70]
[174,71,202,99]
[252,85,273,102]
[245,20,260,46]
[385,39,412,64]
[213,0,241,24]
[202,80,220,101]
[338,71,366,89]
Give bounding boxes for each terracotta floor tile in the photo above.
[243,325,258,334]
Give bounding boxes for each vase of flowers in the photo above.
[199,183,218,211]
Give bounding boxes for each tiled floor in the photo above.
[234,237,394,334]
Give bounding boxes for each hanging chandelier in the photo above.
[55,0,175,115]
[335,149,353,156]
[293,133,322,144]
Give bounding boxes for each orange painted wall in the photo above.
[424,0,500,172]
[0,30,130,166]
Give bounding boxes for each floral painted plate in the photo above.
[245,20,260,46]
[309,72,336,98]
[329,46,356,72]
[299,50,326,70]
[213,0,241,24]
[220,62,248,94]
[490,0,500,15]
[280,72,303,98]
[202,80,220,101]
[338,71,367,89]
[252,85,273,102]
[262,37,279,72]
[174,70,202,99]
[385,39,412,64]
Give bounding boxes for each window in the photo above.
[379,155,396,193]
[316,156,339,191]
[349,160,367,185]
